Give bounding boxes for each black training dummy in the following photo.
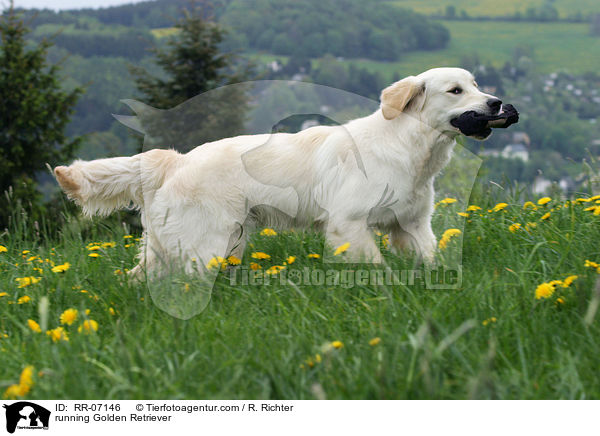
[450,104,519,136]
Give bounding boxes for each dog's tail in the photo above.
[54,149,181,217]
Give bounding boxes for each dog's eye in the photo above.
[448,87,463,95]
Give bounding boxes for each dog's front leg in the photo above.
[400,220,437,264]
[326,219,382,263]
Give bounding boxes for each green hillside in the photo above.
[295,21,600,79]
[388,0,600,18]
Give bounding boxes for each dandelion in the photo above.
[260,228,277,236]
[250,262,262,270]
[0,292,7,297]
[562,275,578,287]
[492,202,508,212]
[0,245,7,253]
[251,252,271,260]
[508,223,521,233]
[535,282,555,300]
[101,242,116,248]
[227,255,241,265]
[438,198,457,206]
[331,340,344,349]
[17,296,31,304]
[266,265,286,275]
[308,253,321,259]
[541,212,551,220]
[59,308,78,325]
[2,366,34,399]
[87,245,101,251]
[537,197,552,206]
[334,242,350,256]
[78,319,99,334]
[286,256,296,265]
[457,212,469,217]
[482,317,497,326]
[124,244,133,248]
[21,250,30,255]
[88,253,101,258]
[26,256,37,262]
[109,307,116,316]
[206,256,227,270]
[27,319,41,333]
[466,205,481,211]
[556,297,566,305]
[438,228,461,250]
[46,327,69,342]
[523,201,537,210]
[123,235,133,239]
[369,337,381,346]
[51,262,70,273]
[114,269,123,275]
[15,277,41,288]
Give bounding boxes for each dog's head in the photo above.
[380,67,502,140]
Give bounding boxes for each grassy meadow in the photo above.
[1,192,600,399]
[388,0,600,18]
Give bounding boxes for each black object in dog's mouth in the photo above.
[450,103,519,137]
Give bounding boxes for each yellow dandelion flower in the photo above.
[562,275,578,287]
[59,308,78,325]
[26,256,37,262]
[457,212,469,217]
[509,223,521,233]
[0,292,7,297]
[78,319,99,334]
[523,201,537,210]
[17,295,31,304]
[0,245,7,253]
[556,297,566,305]
[206,256,227,270]
[537,197,551,205]
[227,255,241,265]
[15,277,41,288]
[535,282,555,299]
[438,228,461,250]
[266,265,285,275]
[51,262,70,273]
[369,337,381,346]
[333,242,350,256]
[124,244,133,248]
[101,242,116,248]
[251,252,271,260]
[286,256,296,265]
[331,340,344,349]
[46,327,69,342]
[87,245,101,251]
[27,319,41,333]
[250,262,262,270]
[482,317,497,326]
[123,235,133,239]
[541,212,551,220]
[114,269,123,275]
[109,307,116,316]
[466,205,481,211]
[576,197,591,203]
[260,228,277,236]
[492,202,508,212]
[21,250,30,255]
[307,253,320,259]
[88,253,101,258]
[439,198,457,205]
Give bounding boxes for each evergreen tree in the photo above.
[0,2,83,227]
[129,5,252,152]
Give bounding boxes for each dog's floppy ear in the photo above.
[380,76,425,120]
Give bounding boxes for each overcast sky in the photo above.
[12,0,152,11]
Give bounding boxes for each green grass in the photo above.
[387,0,600,18]
[2,192,600,399]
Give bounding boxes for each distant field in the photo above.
[388,0,600,18]
[251,21,600,79]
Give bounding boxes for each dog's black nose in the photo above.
[487,98,502,113]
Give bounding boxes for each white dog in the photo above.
[54,67,503,278]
